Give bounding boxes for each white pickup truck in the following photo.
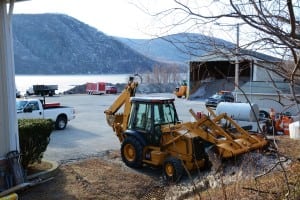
[16,98,75,130]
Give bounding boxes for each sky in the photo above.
[13,0,236,41]
[13,0,182,39]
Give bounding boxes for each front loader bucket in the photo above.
[189,109,268,158]
[216,135,268,158]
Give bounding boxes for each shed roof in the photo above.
[192,48,280,63]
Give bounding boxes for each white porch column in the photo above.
[0,0,19,159]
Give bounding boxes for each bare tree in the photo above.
[142,64,182,84]
[138,0,300,198]
[145,0,300,110]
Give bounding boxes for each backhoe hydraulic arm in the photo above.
[104,76,138,142]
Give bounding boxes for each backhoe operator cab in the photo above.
[121,97,210,182]
[127,97,179,146]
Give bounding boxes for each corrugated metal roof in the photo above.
[193,48,280,62]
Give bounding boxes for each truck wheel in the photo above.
[163,157,184,182]
[121,137,143,168]
[55,115,67,130]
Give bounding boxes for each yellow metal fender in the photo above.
[0,193,18,200]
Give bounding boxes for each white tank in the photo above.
[216,102,259,122]
[289,121,300,139]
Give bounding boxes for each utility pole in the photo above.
[234,23,240,101]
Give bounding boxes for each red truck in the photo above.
[86,82,117,95]
[86,82,106,95]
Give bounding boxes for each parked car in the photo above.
[205,91,234,107]
[105,86,117,94]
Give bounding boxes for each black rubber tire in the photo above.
[163,157,184,182]
[259,110,270,120]
[121,137,143,168]
[55,115,67,130]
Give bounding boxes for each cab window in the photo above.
[154,103,178,125]
[128,103,151,131]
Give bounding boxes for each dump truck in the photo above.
[104,76,268,181]
[26,85,58,96]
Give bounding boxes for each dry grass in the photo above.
[196,162,300,200]
[178,136,300,200]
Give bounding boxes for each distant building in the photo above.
[189,49,281,92]
[188,49,300,115]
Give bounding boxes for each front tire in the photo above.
[163,157,184,182]
[55,115,67,130]
[121,137,143,168]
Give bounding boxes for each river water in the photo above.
[15,74,130,95]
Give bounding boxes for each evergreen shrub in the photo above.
[18,119,54,168]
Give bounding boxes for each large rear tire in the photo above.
[163,157,184,182]
[121,137,143,168]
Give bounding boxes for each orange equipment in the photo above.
[174,80,187,98]
[274,113,293,135]
[282,116,293,135]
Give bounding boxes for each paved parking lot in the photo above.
[39,93,206,162]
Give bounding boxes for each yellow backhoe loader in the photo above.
[104,76,268,181]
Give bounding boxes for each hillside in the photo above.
[12,14,237,75]
[117,33,234,64]
[12,14,163,74]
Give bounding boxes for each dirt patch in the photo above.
[18,136,300,200]
[19,150,167,200]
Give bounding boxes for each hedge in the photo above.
[18,119,54,169]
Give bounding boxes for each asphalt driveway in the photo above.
[38,93,206,162]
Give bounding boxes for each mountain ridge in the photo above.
[12,14,234,75]
[116,33,234,64]
[12,14,164,74]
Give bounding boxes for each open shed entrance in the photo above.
[189,60,251,97]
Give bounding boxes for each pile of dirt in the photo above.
[63,82,177,95]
